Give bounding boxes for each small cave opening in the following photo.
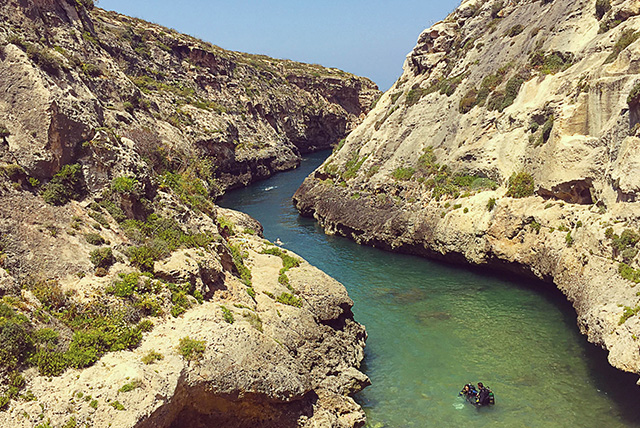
[537,179,594,205]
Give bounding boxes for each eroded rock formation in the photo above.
[0,0,374,426]
[295,0,640,381]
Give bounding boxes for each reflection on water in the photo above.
[219,151,640,428]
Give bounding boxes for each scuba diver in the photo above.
[458,382,495,406]
[476,382,495,406]
[459,383,478,403]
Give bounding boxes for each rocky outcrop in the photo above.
[0,0,373,425]
[0,225,368,428]
[0,0,379,192]
[295,0,640,381]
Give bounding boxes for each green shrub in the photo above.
[141,350,164,365]
[506,171,535,198]
[106,273,141,298]
[89,247,114,268]
[604,30,640,64]
[505,24,524,37]
[531,220,541,233]
[534,115,555,147]
[137,320,154,332]
[109,401,125,411]
[611,229,640,253]
[42,164,85,205]
[89,210,110,229]
[405,87,427,106]
[26,44,61,75]
[618,263,640,284]
[118,380,141,393]
[0,124,10,138]
[392,167,415,181]
[459,88,478,114]
[619,305,640,325]
[0,304,33,371]
[220,305,234,324]
[111,176,138,194]
[565,231,574,247]
[500,75,525,110]
[178,336,205,361]
[261,247,301,274]
[530,51,574,74]
[229,243,252,286]
[217,216,235,236]
[81,62,102,77]
[486,198,496,211]
[342,153,369,180]
[276,292,302,307]
[126,245,161,272]
[84,233,105,246]
[170,305,186,318]
[31,350,67,376]
[627,82,640,106]
[621,248,638,264]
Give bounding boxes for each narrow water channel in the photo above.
[218,151,640,428]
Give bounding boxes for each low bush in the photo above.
[111,176,138,195]
[141,350,164,365]
[506,171,535,198]
[604,30,640,64]
[89,247,114,268]
[277,292,302,308]
[392,167,415,181]
[486,198,496,211]
[178,336,205,361]
[505,24,524,37]
[618,263,640,284]
[84,233,105,246]
[229,243,252,286]
[342,153,369,180]
[42,164,85,205]
[220,305,234,324]
[0,124,10,138]
[619,305,640,325]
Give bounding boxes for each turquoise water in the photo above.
[218,151,640,428]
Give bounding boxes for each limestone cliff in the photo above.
[0,0,374,426]
[295,0,640,381]
[0,0,379,192]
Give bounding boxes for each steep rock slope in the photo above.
[295,0,640,380]
[0,0,373,426]
[0,0,379,192]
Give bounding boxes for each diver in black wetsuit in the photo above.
[459,383,478,403]
[476,382,495,406]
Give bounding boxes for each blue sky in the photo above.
[97,0,461,90]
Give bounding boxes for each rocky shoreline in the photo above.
[294,173,640,381]
[0,0,376,425]
[292,0,640,383]
[0,210,369,428]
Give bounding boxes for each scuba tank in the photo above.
[488,389,495,405]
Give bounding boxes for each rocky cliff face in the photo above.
[0,0,379,192]
[295,0,640,381]
[0,0,374,426]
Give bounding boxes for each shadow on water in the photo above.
[218,150,640,427]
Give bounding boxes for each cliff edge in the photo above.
[0,0,373,426]
[295,0,640,381]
